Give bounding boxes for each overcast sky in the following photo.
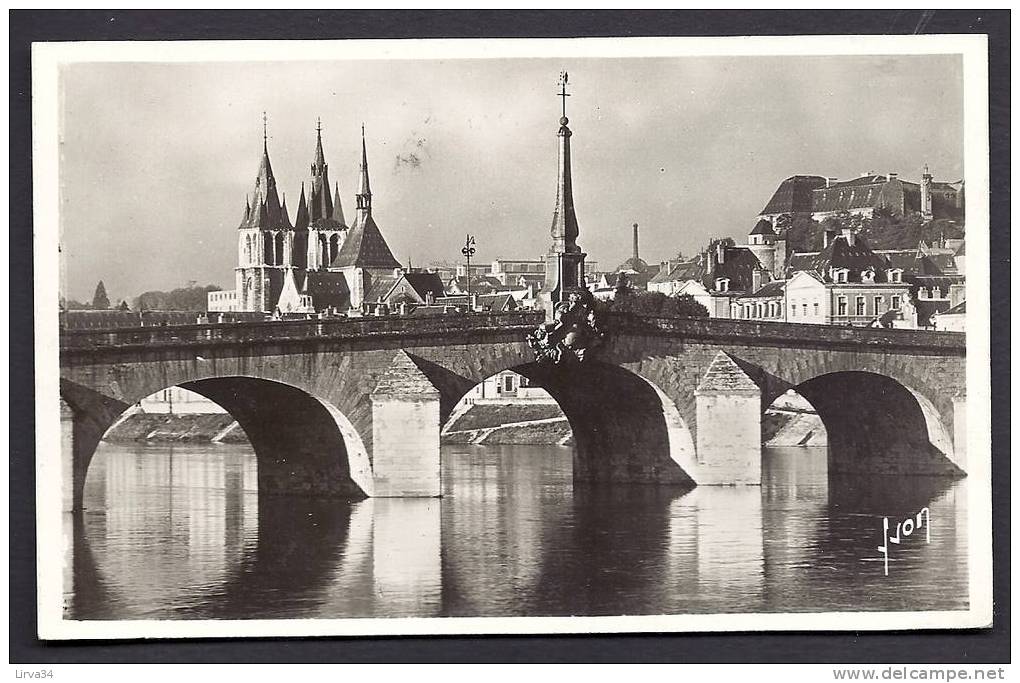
[59,54,963,303]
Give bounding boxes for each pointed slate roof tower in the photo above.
[307,117,341,226]
[331,126,401,269]
[240,113,291,230]
[294,183,310,230]
[332,182,346,227]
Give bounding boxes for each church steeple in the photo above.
[313,117,326,169]
[241,112,287,230]
[356,124,372,216]
[550,74,580,254]
[307,117,334,223]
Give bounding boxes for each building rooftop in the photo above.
[330,213,401,270]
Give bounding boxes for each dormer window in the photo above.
[888,269,903,283]
[861,268,875,283]
[715,277,730,292]
[832,268,849,283]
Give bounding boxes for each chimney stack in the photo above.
[715,241,726,265]
[752,268,764,293]
[632,223,640,261]
[841,227,856,247]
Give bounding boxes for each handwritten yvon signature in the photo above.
[877,508,931,575]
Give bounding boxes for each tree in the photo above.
[607,290,709,319]
[92,280,110,310]
[134,283,221,311]
[117,300,130,311]
[667,293,709,318]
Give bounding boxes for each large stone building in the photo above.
[758,168,964,223]
[211,119,402,315]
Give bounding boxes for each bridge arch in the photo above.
[61,376,372,511]
[775,370,963,476]
[439,359,698,487]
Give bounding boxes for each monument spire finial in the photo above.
[262,111,268,151]
[558,71,571,121]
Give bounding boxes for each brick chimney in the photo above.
[632,223,640,262]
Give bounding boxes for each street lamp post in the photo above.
[462,234,476,310]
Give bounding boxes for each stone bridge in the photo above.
[59,312,967,511]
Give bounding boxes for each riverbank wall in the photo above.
[102,403,825,448]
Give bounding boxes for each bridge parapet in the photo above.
[603,312,966,353]
[60,309,965,355]
[59,311,545,352]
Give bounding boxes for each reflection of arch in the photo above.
[786,371,962,476]
[63,376,373,511]
[439,360,697,486]
[175,497,358,619]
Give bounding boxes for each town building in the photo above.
[784,229,912,327]
[647,257,705,297]
[758,168,964,223]
[932,300,966,332]
[732,280,787,321]
[490,258,546,286]
[206,290,239,312]
[456,370,555,405]
[138,386,226,414]
[420,292,519,314]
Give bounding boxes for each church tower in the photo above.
[235,114,295,312]
[329,125,402,310]
[296,118,348,271]
[540,72,588,317]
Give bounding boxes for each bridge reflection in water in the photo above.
[67,443,968,620]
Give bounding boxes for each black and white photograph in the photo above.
[30,29,993,643]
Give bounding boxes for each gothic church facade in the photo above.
[212,119,402,315]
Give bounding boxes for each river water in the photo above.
[65,443,968,620]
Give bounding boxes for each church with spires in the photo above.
[212,116,403,315]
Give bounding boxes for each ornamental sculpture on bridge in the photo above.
[528,289,604,364]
